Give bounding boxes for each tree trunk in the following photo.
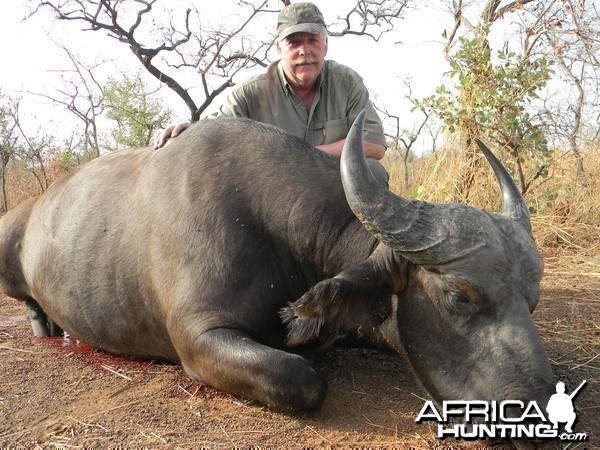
[0,149,11,212]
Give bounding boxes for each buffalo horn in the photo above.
[340,112,532,266]
[474,139,532,234]
[340,111,452,264]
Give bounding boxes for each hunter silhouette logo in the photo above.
[546,380,586,433]
[416,379,588,442]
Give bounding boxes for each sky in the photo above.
[0,1,464,153]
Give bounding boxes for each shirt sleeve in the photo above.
[213,85,251,119]
[346,80,387,148]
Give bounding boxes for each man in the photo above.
[156,2,389,185]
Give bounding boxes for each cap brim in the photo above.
[278,23,326,41]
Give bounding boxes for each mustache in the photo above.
[292,58,319,67]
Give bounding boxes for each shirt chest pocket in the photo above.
[311,118,349,145]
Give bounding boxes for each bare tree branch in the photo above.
[490,0,538,23]
[0,95,22,211]
[31,0,412,121]
[443,0,463,59]
[7,100,54,192]
[374,79,431,188]
[35,0,200,119]
[329,0,410,42]
[25,42,105,158]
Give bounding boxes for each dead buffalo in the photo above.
[0,111,553,411]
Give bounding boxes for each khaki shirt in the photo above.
[213,60,386,148]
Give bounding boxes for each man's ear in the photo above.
[276,40,282,56]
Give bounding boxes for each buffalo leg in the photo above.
[174,327,327,411]
[25,298,63,337]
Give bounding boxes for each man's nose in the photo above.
[298,43,310,56]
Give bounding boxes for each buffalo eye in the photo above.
[445,290,474,314]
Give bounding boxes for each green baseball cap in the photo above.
[277,2,327,41]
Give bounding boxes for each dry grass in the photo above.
[4,155,72,209]
[5,167,43,208]
[387,144,599,262]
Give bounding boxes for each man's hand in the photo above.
[154,122,191,149]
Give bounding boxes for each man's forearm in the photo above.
[315,139,385,160]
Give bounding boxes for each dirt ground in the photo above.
[0,256,598,449]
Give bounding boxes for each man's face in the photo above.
[277,31,328,91]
